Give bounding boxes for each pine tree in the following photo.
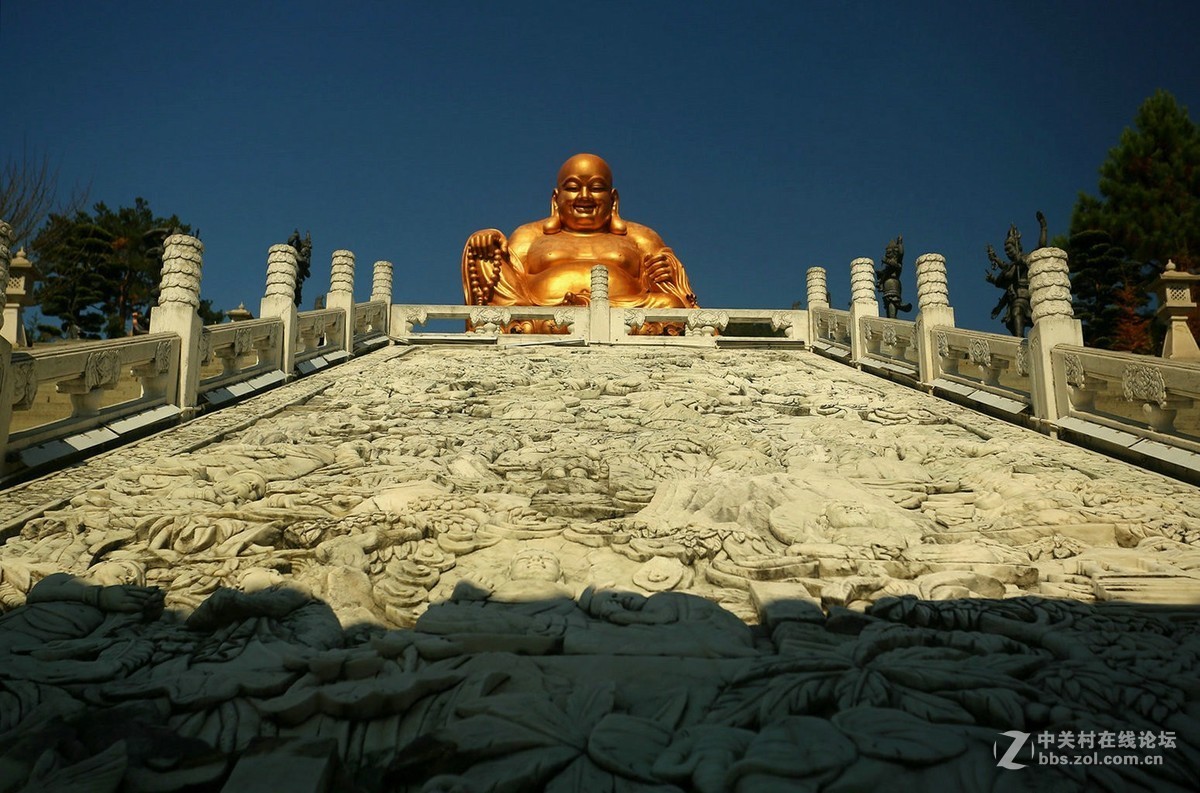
[32,198,191,338]
[1068,90,1200,350]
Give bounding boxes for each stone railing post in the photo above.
[848,257,878,364]
[327,250,355,353]
[371,260,393,335]
[0,220,14,473]
[806,266,829,344]
[589,265,611,343]
[914,253,955,386]
[1027,247,1083,421]
[261,244,300,374]
[369,260,393,333]
[149,233,204,412]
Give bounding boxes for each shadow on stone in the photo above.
[1,576,1197,792]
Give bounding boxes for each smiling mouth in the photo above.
[573,204,598,215]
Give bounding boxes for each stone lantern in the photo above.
[1152,260,1200,361]
[2,247,38,346]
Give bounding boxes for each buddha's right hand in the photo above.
[466,230,508,264]
[464,230,508,304]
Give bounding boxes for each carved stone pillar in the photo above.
[1026,247,1083,421]
[848,258,877,364]
[371,260,393,336]
[805,266,828,346]
[0,219,14,473]
[260,244,299,374]
[326,250,355,353]
[589,265,611,343]
[914,253,956,385]
[806,267,829,310]
[371,260,393,305]
[149,233,204,411]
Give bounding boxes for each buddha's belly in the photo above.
[526,262,644,304]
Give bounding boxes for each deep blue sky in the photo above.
[3,1,1198,332]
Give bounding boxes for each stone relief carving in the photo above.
[936,332,950,360]
[0,346,1198,790]
[153,340,173,374]
[198,328,212,364]
[10,359,37,409]
[553,308,577,334]
[1122,363,1168,407]
[1063,352,1085,388]
[402,306,430,333]
[83,349,120,390]
[769,311,792,332]
[624,309,647,331]
[685,309,728,336]
[967,337,992,369]
[233,326,253,357]
[1016,339,1030,377]
[469,306,510,334]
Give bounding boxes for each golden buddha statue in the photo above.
[462,153,698,332]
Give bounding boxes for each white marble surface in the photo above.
[0,345,1198,790]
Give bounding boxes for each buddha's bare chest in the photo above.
[524,235,643,276]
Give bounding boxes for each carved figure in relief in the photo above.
[874,235,911,318]
[986,211,1046,337]
[462,153,698,333]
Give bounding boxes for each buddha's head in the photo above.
[546,153,626,235]
[509,548,562,583]
[212,471,268,504]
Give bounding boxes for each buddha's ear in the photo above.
[610,189,627,235]
[543,190,562,234]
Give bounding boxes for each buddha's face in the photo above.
[510,549,562,582]
[554,154,615,233]
[88,560,146,586]
[213,471,267,503]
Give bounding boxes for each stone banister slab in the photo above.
[4,333,182,467]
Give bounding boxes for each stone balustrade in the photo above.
[857,316,919,379]
[198,318,285,393]
[1052,344,1200,444]
[3,215,1199,483]
[809,306,852,359]
[0,227,393,483]
[4,334,181,462]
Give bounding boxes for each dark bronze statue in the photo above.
[287,229,313,307]
[875,235,911,318]
[986,211,1046,337]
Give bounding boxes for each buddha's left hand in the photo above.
[642,251,675,288]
